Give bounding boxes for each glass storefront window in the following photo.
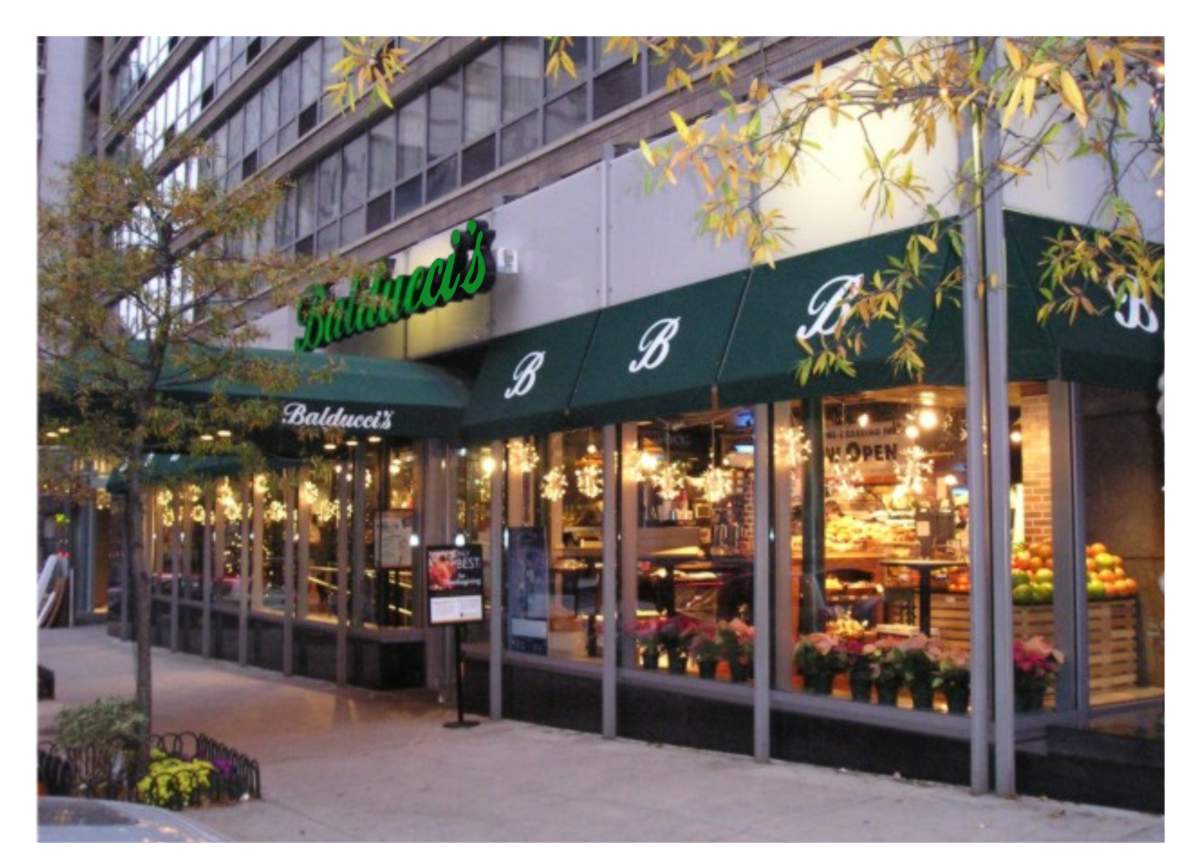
[503,429,605,663]
[784,387,974,711]
[626,409,756,684]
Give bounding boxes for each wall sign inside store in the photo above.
[293,220,497,352]
[281,401,394,431]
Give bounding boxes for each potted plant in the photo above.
[717,619,754,682]
[865,637,905,706]
[659,614,698,674]
[631,618,662,671]
[1013,635,1064,712]
[793,633,847,695]
[844,638,873,702]
[933,649,971,714]
[900,633,943,710]
[688,623,721,679]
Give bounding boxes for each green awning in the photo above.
[567,272,749,427]
[717,222,962,407]
[1005,210,1164,390]
[461,312,600,443]
[165,347,470,438]
[105,452,301,494]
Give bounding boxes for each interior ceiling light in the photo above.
[200,433,214,442]
[905,423,920,440]
[368,435,382,443]
[217,429,232,438]
[1010,430,1023,444]
[323,443,337,451]
[857,412,870,428]
[346,439,359,447]
[917,408,940,430]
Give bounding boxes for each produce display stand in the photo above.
[929,593,1139,694]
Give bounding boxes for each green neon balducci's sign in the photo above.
[294,220,496,352]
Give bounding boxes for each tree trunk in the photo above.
[126,458,153,772]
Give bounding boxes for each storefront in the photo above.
[102,149,1162,810]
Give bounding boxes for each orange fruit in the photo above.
[1098,569,1116,583]
[1091,542,1108,556]
[1112,555,1123,567]
[1035,543,1053,560]
[1114,566,1125,578]
[1105,584,1119,598]
[1086,557,1096,571]
[1029,556,1044,570]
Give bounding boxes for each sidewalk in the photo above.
[38,626,1164,842]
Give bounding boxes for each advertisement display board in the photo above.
[426,545,484,625]
[505,526,549,655]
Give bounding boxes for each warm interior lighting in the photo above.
[904,424,920,440]
[368,435,382,444]
[323,442,337,451]
[918,408,939,430]
[345,439,359,447]
[58,427,71,434]
[1010,430,1023,445]
[46,431,59,439]
[454,532,466,547]
[200,433,214,442]
[942,473,960,487]
[856,412,870,428]
[217,430,232,438]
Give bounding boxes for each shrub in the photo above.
[54,697,146,752]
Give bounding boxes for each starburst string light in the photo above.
[698,464,733,504]
[541,465,567,502]
[827,456,864,504]
[156,489,173,509]
[574,461,603,499]
[191,504,206,524]
[776,424,812,469]
[265,500,287,523]
[893,445,934,497]
[508,439,540,474]
[651,460,689,503]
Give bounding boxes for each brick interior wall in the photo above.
[1019,393,1052,546]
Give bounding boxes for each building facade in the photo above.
[51,37,1163,810]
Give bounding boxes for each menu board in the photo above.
[427,545,484,625]
[506,526,549,655]
[378,511,414,568]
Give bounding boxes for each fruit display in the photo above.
[825,513,915,552]
[1012,541,1054,605]
[1011,540,1138,604]
[945,568,971,594]
[1085,541,1138,600]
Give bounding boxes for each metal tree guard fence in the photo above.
[37,731,260,810]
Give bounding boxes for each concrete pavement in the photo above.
[37,625,1164,842]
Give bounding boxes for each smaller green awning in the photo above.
[461,312,600,443]
[105,452,301,494]
[567,272,749,427]
[1005,210,1164,390]
[717,222,962,407]
[165,347,470,438]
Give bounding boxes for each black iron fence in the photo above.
[37,731,260,810]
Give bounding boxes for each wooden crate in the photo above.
[929,596,1138,693]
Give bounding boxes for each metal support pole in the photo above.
[1049,380,1088,721]
[753,404,771,762]
[170,488,181,652]
[201,485,213,658]
[238,479,250,666]
[800,399,825,635]
[297,468,310,622]
[981,45,1015,794]
[619,423,640,669]
[120,494,131,641]
[352,447,366,628]
[251,477,264,610]
[601,424,618,738]
[336,467,349,687]
[958,82,993,796]
[772,401,795,690]
[283,469,295,676]
[488,439,504,720]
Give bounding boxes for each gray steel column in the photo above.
[238,479,250,666]
[201,485,213,658]
[1049,380,1088,721]
[772,401,795,690]
[619,423,639,669]
[489,440,504,720]
[800,399,825,635]
[958,84,993,796]
[283,469,295,676]
[169,487,181,652]
[752,404,771,762]
[981,46,1016,795]
[297,468,310,621]
[336,467,350,687]
[601,424,618,738]
[352,448,366,627]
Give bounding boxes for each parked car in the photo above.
[37,797,227,842]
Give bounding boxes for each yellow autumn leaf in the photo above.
[1059,69,1088,125]
[1022,75,1036,118]
[1001,83,1022,129]
[1003,38,1024,71]
[997,161,1030,176]
[639,139,655,167]
[670,110,690,144]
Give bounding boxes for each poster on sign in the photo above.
[378,511,414,568]
[426,545,484,625]
[506,527,549,655]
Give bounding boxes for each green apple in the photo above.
[1034,568,1054,583]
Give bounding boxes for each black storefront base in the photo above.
[1015,726,1163,814]
[144,598,425,690]
[463,656,603,734]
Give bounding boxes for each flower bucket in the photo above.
[641,649,660,671]
[668,653,688,675]
[945,685,970,714]
[1016,682,1047,712]
[850,670,873,702]
[804,671,834,695]
[698,660,717,679]
[910,678,935,710]
[875,681,900,706]
[729,659,751,683]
